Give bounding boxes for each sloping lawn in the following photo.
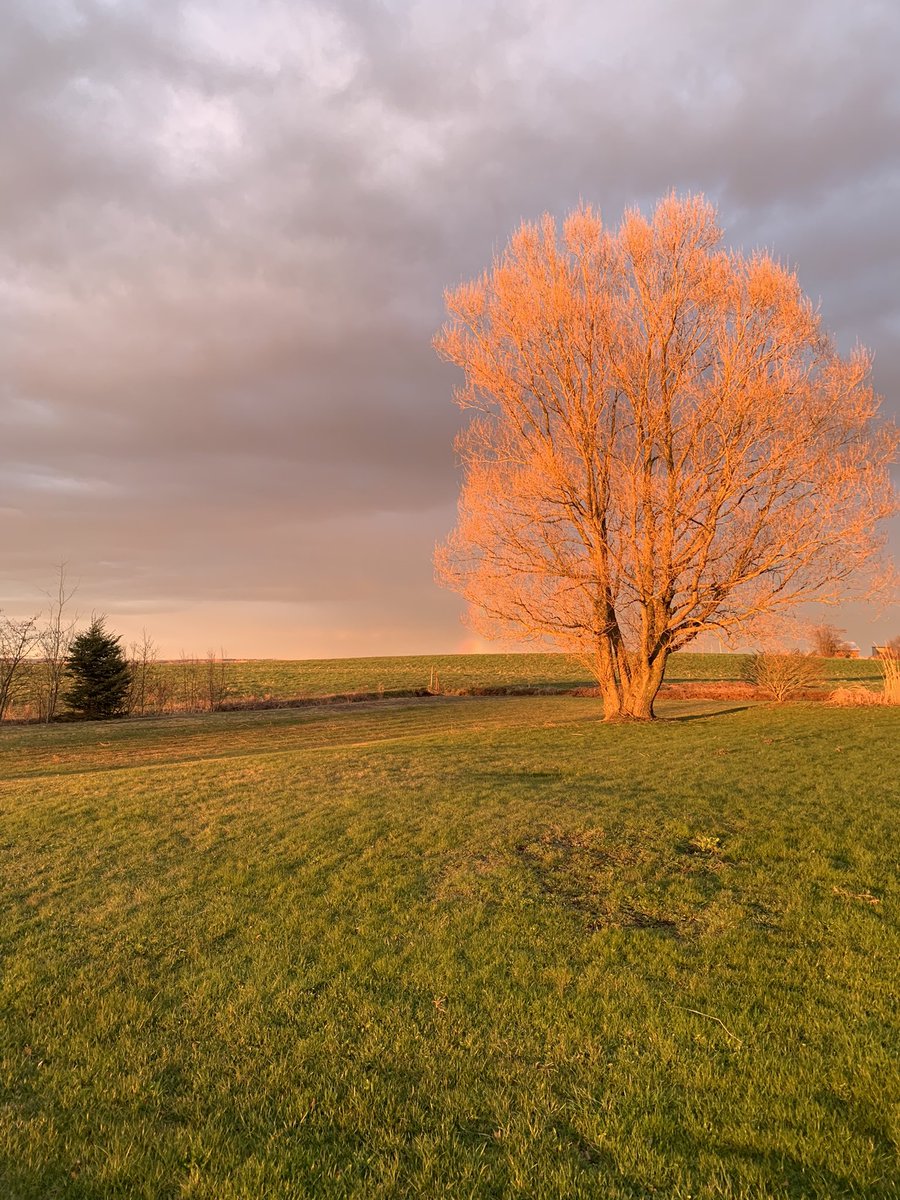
[1,696,897,1198]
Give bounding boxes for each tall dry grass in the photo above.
[830,649,899,706]
[828,686,884,707]
[878,648,900,704]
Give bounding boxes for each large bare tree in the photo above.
[435,195,898,719]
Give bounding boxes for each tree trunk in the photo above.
[598,678,624,720]
[619,676,659,720]
[598,650,667,721]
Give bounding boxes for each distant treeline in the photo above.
[1,641,231,722]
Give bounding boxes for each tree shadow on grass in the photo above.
[550,1119,651,1197]
[657,705,753,722]
[1,1160,111,1200]
[689,1135,895,1200]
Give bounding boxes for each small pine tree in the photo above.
[65,617,132,719]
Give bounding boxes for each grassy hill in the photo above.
[197,651,883,700]
[1,694,897,1197]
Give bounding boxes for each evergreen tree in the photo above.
[65,617,132,719]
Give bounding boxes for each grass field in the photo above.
[5,652,884,722]
[199,652,884,701]
[1,691,898,1198]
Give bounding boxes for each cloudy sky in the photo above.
[2,0,898,657]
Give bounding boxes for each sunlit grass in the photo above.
[1,697,897,1197]
[208,651,883,701]
[6,652,883,722]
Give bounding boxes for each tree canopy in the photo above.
[435,194,898,719]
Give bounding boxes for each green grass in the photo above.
[203,652,883,700]
[1,695,898,1198]
[7,652,883,721]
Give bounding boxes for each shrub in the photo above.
[743,652,823,702]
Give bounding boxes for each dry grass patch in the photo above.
[877,648,900,704]
[828,686,886,706]
[832,885,882,906]
[510,826,743,938]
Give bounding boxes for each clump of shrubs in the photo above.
[742,651,823,702]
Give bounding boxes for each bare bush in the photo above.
[0,614,41,721]
[743,652,823,702]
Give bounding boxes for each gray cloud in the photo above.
[1,0,898,654]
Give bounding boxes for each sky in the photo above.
[2,0,898,658]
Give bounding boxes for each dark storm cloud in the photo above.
[1,0,898,653]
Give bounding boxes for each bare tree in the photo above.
[154,666,173,714]
[177,651,201,712]
[36,564,78,722]
[205,648,229,711]
[435,194,898,719]
[0,614,41,721]
[810,623,850,658]
[127,629,159,716]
